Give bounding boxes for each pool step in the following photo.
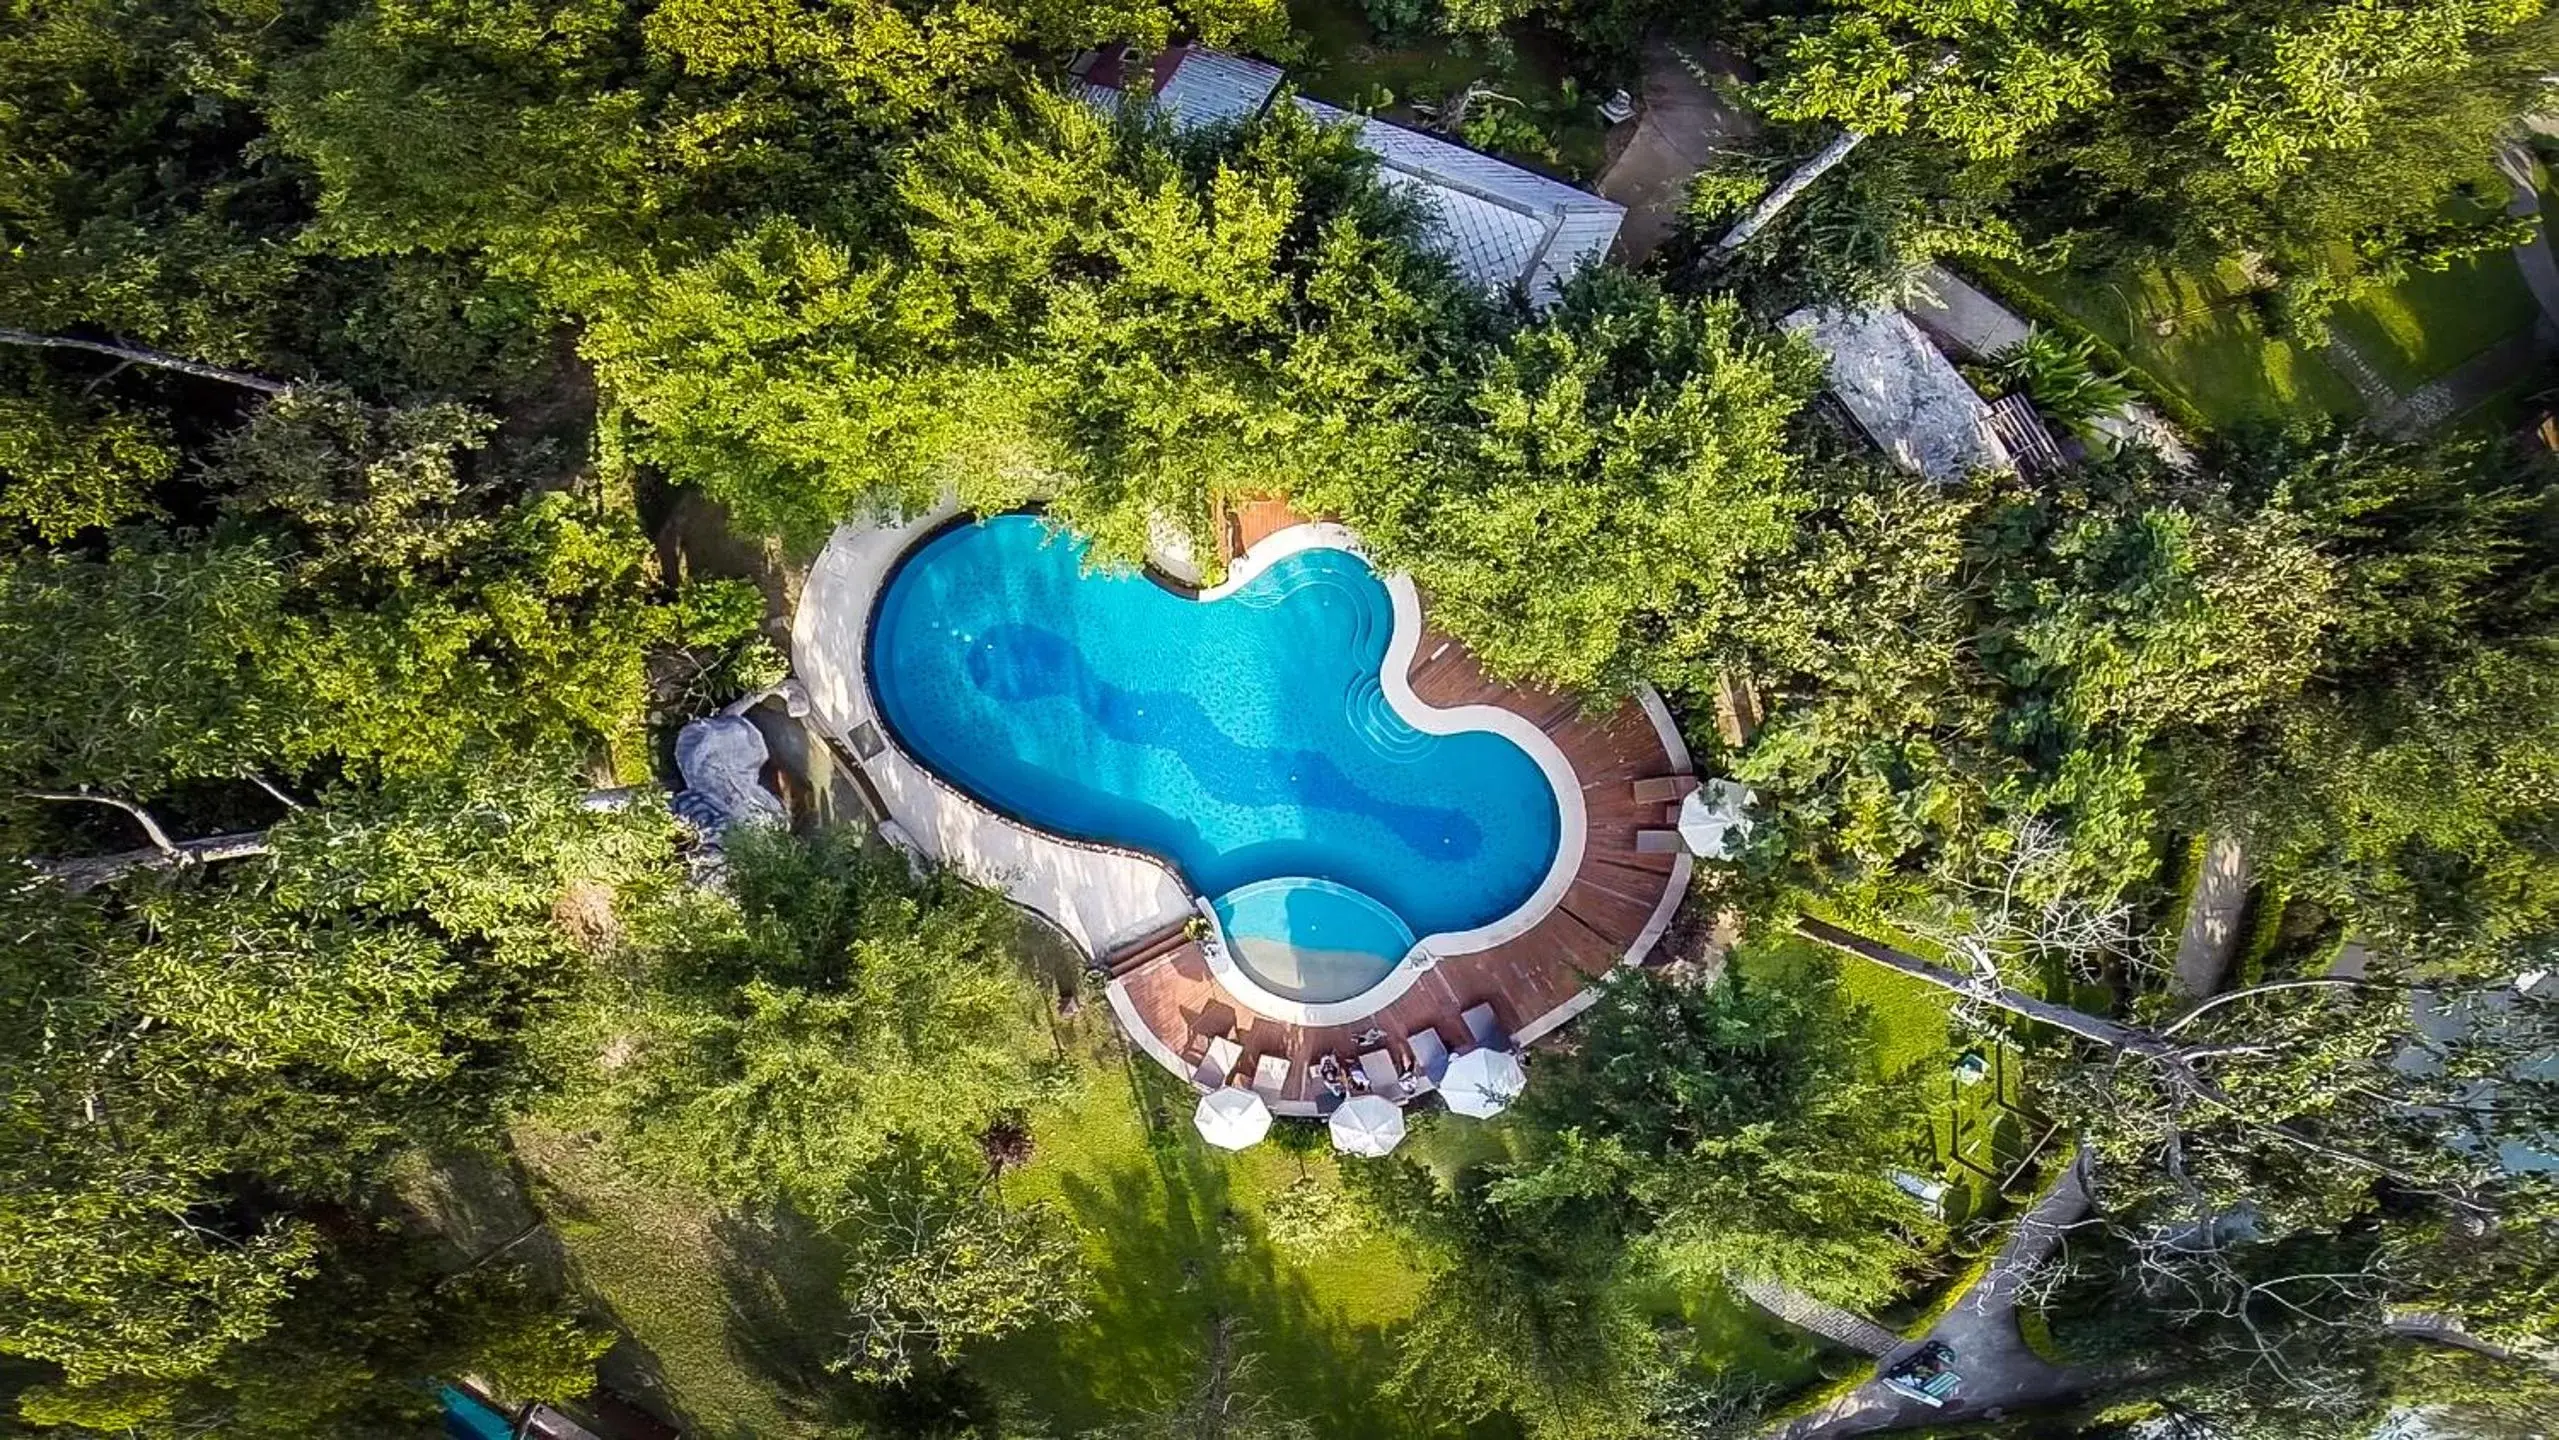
[1105,920,1198,979]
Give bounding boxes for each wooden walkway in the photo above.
[1109,513,1692,1112]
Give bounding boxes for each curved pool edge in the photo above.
[1184,521,1588,1027]
[792,505,1603,1036]
[791,502,1199,959]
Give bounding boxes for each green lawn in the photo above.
[1993,260,2362,428]
[1993,243,2539,431]
[978,1029,1445,1436]
[1733,933,2035,1227]
[2325,251,2538,396]
[510,1122,834,1440]
[1285,0,1613,180]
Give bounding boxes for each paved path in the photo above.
[2171,834,2250,1001]
[1766,1155,2099,1438]
[2323,331,2401,412]
[2497,140,2559,333]
[2376,331,2542,435]
[1596,42,1752,263]
[1735,1276,1903,1358]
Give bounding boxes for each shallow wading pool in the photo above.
[867,515,1563,1005]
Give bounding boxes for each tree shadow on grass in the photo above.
[975,1059,1430,1438]
[709,1203,866,1430]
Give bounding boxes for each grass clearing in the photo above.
[978,1007,1444,1435]
[1993,241,2538,431]
[1733,933,2034,1226]
[511,1121,834,1440]
[2326,251,2537,396]
[1991,260,2361,428]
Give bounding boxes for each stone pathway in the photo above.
[2171,834,2250,1001]
[1734,1275,1903,1359]
[2375,331,2542,435]
[1595,42,1752,263]
[2323,331,2401,412]
[1766,1154,2100,1438]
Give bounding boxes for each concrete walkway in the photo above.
[1735,1276,1903,1359]
[1596,42,1752,263]
[790,508,1194,958]
[2171,834,2250,1001]
[2375,330,2542,435]
[2498,139,2559,333]
[1768,1155,2099,1438]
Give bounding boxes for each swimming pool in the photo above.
[868,516,1563,1004]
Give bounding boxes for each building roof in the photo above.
[1294,98,1622,310]
[1781,304,2012,480]
[1077,48,1622,311]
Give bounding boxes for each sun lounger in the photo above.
[1358,1048,1402,1097]
[1630,775,1699,804]
[1635,828,1684,854]
[1250,1053,1290,1102]
[1461,1002,1507,1051]
[1406,1028,1451,1088]
[1191,1033,1241,1090]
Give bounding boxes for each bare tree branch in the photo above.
[0,327,292,395]
[22,789,182,856]
[23,833,275,892]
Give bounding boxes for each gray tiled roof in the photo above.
[1079,52,1622,311]
[1158,50,1285,129]
[1296,97,1623,310]
[1782,305,2012,480]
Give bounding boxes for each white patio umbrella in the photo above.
[1678,779,1757,859]
[1441,1046,1527,1119]
[1328,1093,1407,1156]
[1193,1084,1273,1150]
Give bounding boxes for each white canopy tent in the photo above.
[1328,1094,1407,1156]
[1678,779,1757,860]
[1193,1084,1273,1150]
[1441,1046,1527,1119]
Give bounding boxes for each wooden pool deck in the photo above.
[1106,510,1695,1113]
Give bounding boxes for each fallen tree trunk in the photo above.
[28,832,274,892]
[1795,915,2184,1059]
[23,786,646,891]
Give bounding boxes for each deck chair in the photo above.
[1635,828,1684,854]
[1358,1049,1403,1097]
[1190,1033,1241,1090]
[1250,1052,1290,1103]
[1630,775,1699,805]
[1461,1002,1507,1051]
[1406,1028,1451,1090]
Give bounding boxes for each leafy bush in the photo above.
[1988,327,2135,443]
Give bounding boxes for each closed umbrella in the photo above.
[1329,1094,1406,1156]
[1442,1046,1526,1118]
[1193,1084,1272,1150]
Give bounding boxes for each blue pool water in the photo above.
[1213,877,1420,1004]
[870,516,1561,1000]
[440,1385,515,1440]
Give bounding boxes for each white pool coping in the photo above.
[793,509,1604,1030]
[792,505,1197,959]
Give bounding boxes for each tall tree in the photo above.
[1500,965,1938,1309]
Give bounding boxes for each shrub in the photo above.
[1988,328,2135,444]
